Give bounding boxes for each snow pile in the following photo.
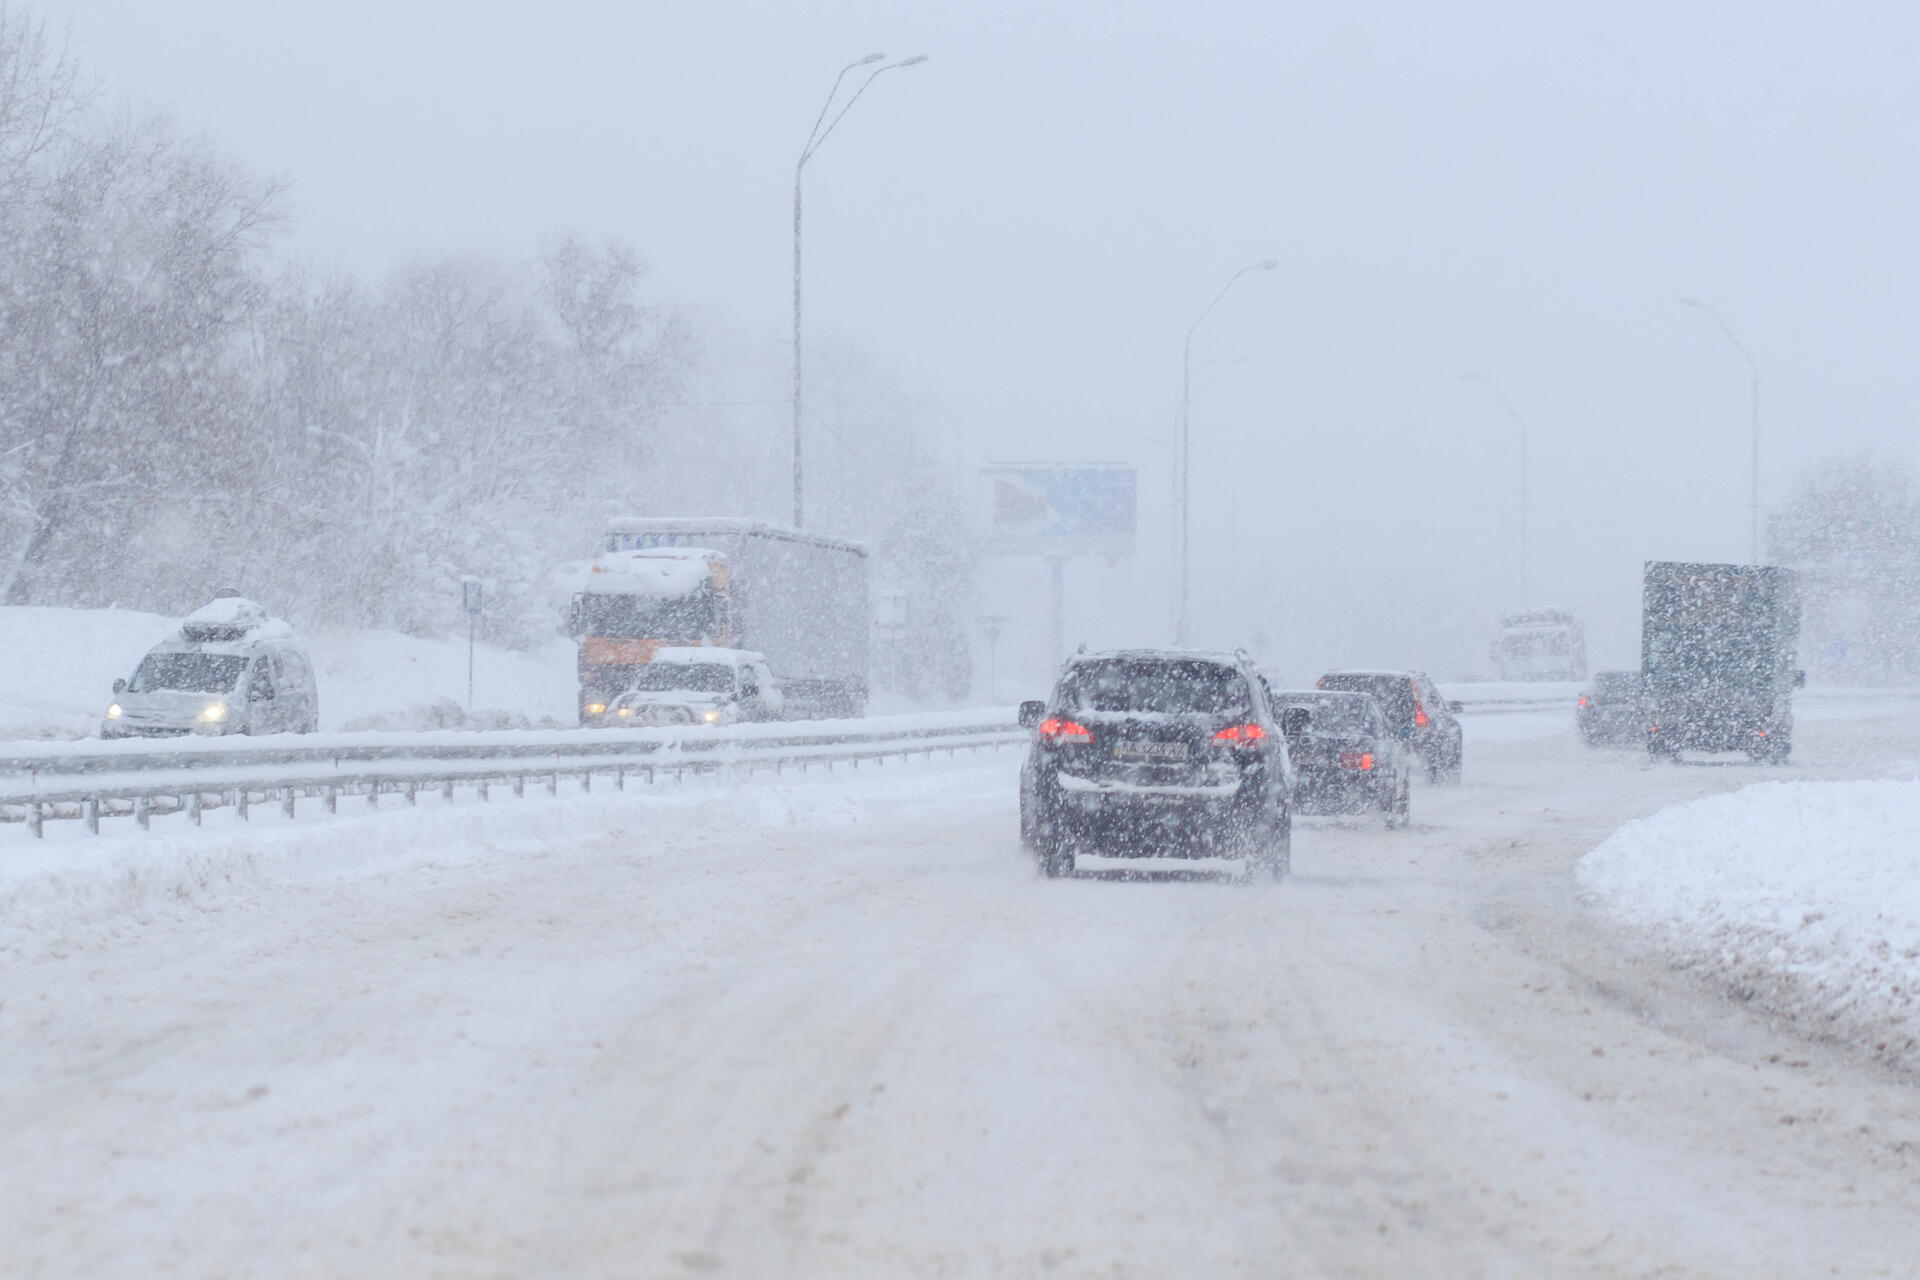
[1580,780,1920,1067]
[580,548,717,596]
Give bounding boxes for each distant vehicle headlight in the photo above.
[199,702,228,723]
[105,703,122,719]
[702,709,721,723]
[616,707,632,717]
[585,702,607,715]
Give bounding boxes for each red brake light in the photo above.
[1413,703,1429,728]
[1577,695,1588,708]
[1338,751,1374,770]
[1213,723,1268,746]
[1037,717,1091,742]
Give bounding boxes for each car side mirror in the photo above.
[1017,700,1047,729]
[1448,701,1464,714]
[112,677,127,695]
[1281,707,1311,737]
[1793,670,1807,689]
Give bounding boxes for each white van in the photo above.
[102,597,320,738]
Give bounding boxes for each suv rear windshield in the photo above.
[1593,672,1642,698]
[1282,695,1375,734]
[1056,659,1252,716]
[1316,673,1415,722]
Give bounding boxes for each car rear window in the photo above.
[1316,673,1415,722]
[1594,672,1642,697]
[1284,696,1374,734]
[1056,659,1252,716]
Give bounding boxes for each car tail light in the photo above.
[1213,723,1267,747]
[1037,717,1091,742]
[1413,702,1429,728]
[1338,752,1374,770]
[1577,695,1588,708]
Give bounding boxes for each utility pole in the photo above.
[1174,259,1276,645]
[792,53,928,529]
[1680,297,1762,562]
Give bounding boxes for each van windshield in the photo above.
[130,653,248,693]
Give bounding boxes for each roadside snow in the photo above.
[1579,780,1920,1068]
[0,606,579,738]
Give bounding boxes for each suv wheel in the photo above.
[1383,774,1410,828]
[1248,814,1291,881]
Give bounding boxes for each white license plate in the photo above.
[1114,741,1189,762]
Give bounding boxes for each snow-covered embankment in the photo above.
[1579,780,1920,1068]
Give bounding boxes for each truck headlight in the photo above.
[106,703,122,719]
[199,702,228,723]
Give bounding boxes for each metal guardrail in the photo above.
[0,715,1024,838]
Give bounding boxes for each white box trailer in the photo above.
[581,518,869,719]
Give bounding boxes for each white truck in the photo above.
[568,518,868,723]
[1491,608,1587,682]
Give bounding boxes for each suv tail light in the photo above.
[1212,723,1267,747]
[1338,751,1374,770]
[1037,717,1091,742]
[1577,694,1588,708]
[1413,702,1429,728]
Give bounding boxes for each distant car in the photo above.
[590,648,783,727]
[1017,649,1296,880]
[1314,669,1463,784]
[102,596,319,738]
[1270,689,1412,826]
[1577,670,1649,748]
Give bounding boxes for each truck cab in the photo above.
[593,648,782,727]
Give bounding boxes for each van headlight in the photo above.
[702,709,720,723]
[615,707,632,717]
[585,702,607,715]
[105,703,122,719]
[199,702,228,723]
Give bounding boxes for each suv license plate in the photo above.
[1114,741,1189,762]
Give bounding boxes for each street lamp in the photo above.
[1174,259,1276,646]
[1679,296,1761,563]
[791,53,928,529]
[1462,372,1532,604]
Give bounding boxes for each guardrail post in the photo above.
[29,802,42,838]
[547,773,558,796]
[582,770,592,794]
[478,780,488,802]
[615,768,625,791]
[324,786,337,815]
[406,783,418,807]
[443,779,455,803]
[368,784,379,810]
[85,797,99,835]
[283,788,295,818]
[237,788,249,820]
[514,774,525,799]
[189,792,202,826]
[134,797,149,831]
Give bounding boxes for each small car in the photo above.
[102,596,319,738]
[1577,670,1649,749]
[591,648,783,727]
[1017,648,1297,880]
[1314,669,1463,784]
[1270,689,1412,826]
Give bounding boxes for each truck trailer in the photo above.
[568,518,868,722]
[1642,560,1802,762]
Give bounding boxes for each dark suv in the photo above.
[1314,669,1464,784]
[1017,649,1297,880]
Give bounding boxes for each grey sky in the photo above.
[37,0,1920,675]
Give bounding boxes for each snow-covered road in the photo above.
[7,716,1920,1277]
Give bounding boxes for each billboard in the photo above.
[979,463,1136,557]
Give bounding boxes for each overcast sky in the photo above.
[36,0,1920,674]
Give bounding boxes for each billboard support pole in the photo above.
[1048,557,1066,676]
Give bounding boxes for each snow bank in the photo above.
[1579,780,1920,1067]
[0,606,579,739]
